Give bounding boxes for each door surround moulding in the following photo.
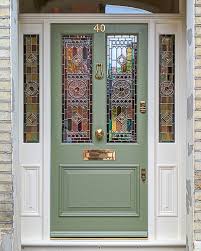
[19,13,185,24]
[18,15,186,243]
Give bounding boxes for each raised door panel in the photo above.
[59,165,139,216]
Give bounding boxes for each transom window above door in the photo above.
[19,0,179,13]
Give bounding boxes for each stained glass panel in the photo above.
[24,34,40,143]
[159,35,175,142]
[62,35,92,143]
[107,35,138,143]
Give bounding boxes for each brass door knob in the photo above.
[95,129,104,140]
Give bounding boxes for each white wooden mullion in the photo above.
[43,19,51,241]
[147,19,156,241]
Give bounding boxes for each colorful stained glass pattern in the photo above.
[159,35,175,142]
[24,35,40,143]
[62,35,92,143]
[107,35,138,143]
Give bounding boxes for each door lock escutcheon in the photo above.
[140,101,146,113]
[141,168,146,183]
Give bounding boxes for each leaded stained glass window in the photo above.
[62,35,93,143]
[107,35,138,143]
[24,34,40,143]
[159,35,175,142]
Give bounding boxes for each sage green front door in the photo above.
[51,23,148,238]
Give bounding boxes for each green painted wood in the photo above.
[51,231,148,238]
[51,23,148,237]
[59,165,139,217]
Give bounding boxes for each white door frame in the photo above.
[18,13,186,246]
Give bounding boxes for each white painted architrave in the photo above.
[18,14,186,246]
[155,23,186,240]
[19,24,43,240]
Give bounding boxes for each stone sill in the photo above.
[21,240,186,247]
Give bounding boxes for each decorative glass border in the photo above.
[159,34,175,143]
[106,34,138,143]
[62,35,93,143]
[23,34,40,143]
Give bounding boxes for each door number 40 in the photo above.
[94,24,106,33]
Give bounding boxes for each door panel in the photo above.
[59,165,139,216]
[51,24,148,237]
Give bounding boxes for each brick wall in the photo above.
[195,0,201,243]
[0,0,199,251]
[0,0,13,249]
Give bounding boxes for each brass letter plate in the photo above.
[83,149,116,160]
